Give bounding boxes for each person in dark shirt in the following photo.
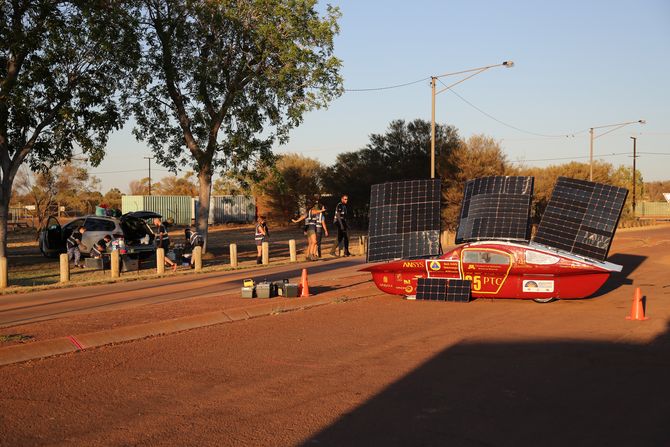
[90,234,112,258]
[185,227,203,268]
[66,226,87,268]
[331,194,351,256]
[153,217,177,271]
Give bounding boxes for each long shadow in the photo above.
[303,323,670,447]
[591,253,647,297]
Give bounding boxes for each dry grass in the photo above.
[3,223,364,294]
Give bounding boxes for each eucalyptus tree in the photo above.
[132,0,343,250]
[0,1,139,257]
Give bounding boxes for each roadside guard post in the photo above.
[59,253,69,283]
[230,243,238,267]
[111,250,120,278]
[0,256,7,289]
[289,239,297,262]
[157,248,165,274]
[262,241,269,265]
[193,246,202,271]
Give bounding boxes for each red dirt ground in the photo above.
[1,226,670,446]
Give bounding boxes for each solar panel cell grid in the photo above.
[456,176,534,243]
[367,179,442,263]
[533,177,628,262]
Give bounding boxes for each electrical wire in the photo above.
[509,152,630,163]
[344,76,430,92]
[437,78,586,138]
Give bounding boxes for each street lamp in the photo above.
[430,61,514,179]
[588,120,645,181]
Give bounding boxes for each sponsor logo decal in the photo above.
[523,279,554,293]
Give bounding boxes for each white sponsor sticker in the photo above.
[523,279,555,293]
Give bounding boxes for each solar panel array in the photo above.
[456,176,534,243]
[415,278,471,302]
[367,179,442,263]
[533,177,628,262]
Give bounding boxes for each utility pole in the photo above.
[630,137,637,215]
[144,156,153,195]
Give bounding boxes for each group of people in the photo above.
[289,194,351,261]
[66,218,203,271]
[66,195,352,270]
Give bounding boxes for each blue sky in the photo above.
[98,0,670,192]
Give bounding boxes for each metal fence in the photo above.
[123,195,256,225]
[635,201,670,218]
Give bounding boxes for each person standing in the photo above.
[331,194,351,256]
[315,205,329,258]
[66,226,87,268]
[185,227,203,268]
[153,217,177,271]
[293,204,324,261]
[255,216,269,264]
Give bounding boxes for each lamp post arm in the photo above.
[436,68,489,95]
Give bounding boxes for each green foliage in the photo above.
[0,1,139,255]
[519,160,641,223]
[102,188,123,210]
[130,0,343,175]
[441,134,514,229]
[256,153,325,220]
[323,119,460,212]
[154,172,198,196]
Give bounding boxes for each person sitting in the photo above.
[90,234,112,258]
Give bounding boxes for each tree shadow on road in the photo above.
[302,321,670,447]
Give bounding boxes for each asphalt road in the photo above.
[1,226,669,447]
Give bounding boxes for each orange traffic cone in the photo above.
[626,287,648,321]
[300,268,310,297]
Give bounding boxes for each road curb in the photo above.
[0,295,352,367]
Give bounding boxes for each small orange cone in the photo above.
[300,268,310,297]
[626,287,648,321]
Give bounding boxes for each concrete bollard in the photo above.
[59,253,70,283]
[111,250,120,278]
[262,241,269,265]
[156,248,165,274]
[193,246,202,272]
[0,256,7,289]
[230,243,238,268]
[289,239,297,262]
[361,236,367,255]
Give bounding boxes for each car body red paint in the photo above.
[361,241,621,300]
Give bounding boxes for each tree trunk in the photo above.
[0,180,11,259]
[197,163,213,254]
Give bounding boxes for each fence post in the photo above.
[289,239,297,262]
[111,250,120,278]
[230,243,238,267]
[156,248,165,274]
[59,253,70,283]
[262,241,269,265]
[193,246,202,272]
[0,256,7,289]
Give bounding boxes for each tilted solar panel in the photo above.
[456,176,534,243]
[367,179,441,263]
[533,177,628,262]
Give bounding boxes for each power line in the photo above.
[510,152,630,163]
[344,76,430,92]
[437,79,586,138]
